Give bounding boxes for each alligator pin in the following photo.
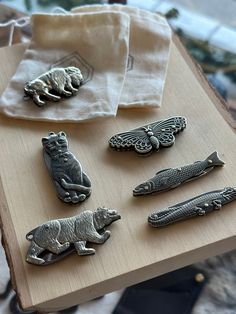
[148,187,236,228]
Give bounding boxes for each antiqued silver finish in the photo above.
[42,131,91,204]
[109,116,186,155]
[133,151,224,196]
[24,66,83,107]
[148,187,236,228]
[26,207,121,265]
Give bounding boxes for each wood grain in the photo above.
[0,39,236,312]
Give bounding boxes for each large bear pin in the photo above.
[26,207,121,265]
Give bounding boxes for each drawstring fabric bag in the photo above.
[0,12,130,122]
[72,5,172,108]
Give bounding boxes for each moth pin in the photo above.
[109,116,187,155]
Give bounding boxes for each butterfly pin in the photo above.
[109,116,187,155]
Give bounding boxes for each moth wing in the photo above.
[156,131,175,147]
[134,136,153,154]
[109,129,152,154]
[151,116,186,147]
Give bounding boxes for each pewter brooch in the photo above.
[24,66,83,107]
[109,116,186,155]
[42,131,91,204]
[133,151,224,196]
[148,187,236,228]
[26,207,121,265]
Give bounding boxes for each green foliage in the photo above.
[165,8,236,84]
[165,8,179,20]
[37,0,102,10]
[179,33,236,83]
[24,0,32,11]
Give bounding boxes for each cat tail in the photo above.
[61,179,91,193]
[26,228,37,241]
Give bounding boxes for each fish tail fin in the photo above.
[206,151,225,166]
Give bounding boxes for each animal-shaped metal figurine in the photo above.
[24,66,83,107]
[133,151,224,196]
[109,116,186,155]
[42,131,91,204]
[26,207,121,265]
[148,187,236,228]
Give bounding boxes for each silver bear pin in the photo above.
[26,207,121,266]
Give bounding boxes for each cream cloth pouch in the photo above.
[0,12,130,122]
[72,5,171,108]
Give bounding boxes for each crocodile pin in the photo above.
[24,66,83,107]
[109,116,186,155]
[42,131,91,204]
[148,187,236,228]
[26,207,121,265]
[133,151,224,196]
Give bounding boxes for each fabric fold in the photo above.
[72,5,172,108]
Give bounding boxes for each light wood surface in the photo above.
[1,38,236,312]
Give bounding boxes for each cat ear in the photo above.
[42,137,49,145]
[58,131,66,137]
[48,131,55,136]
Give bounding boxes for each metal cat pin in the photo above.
[24,66,83,107]
[109,116,186,155]
[148,187,236,228]
[26,207,121,265]
[42,131,91,204]
[133,151,224,196]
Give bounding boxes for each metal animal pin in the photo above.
[148,187,236,228]
[24,66,83,107]
[133,151,224,196]
[109,116,186,155]
[26,207,121,265]
[42,131,91,204]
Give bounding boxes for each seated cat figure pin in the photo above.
[42,131,91,204]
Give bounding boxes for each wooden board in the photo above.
[1,37,236,312]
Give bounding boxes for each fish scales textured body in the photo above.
[133,151,224,196]
[153,160,208,189]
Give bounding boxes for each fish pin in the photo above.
[26,207,121,265]
[148,187,236,227]
[109,116,186,155]
[133,151,225,196]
